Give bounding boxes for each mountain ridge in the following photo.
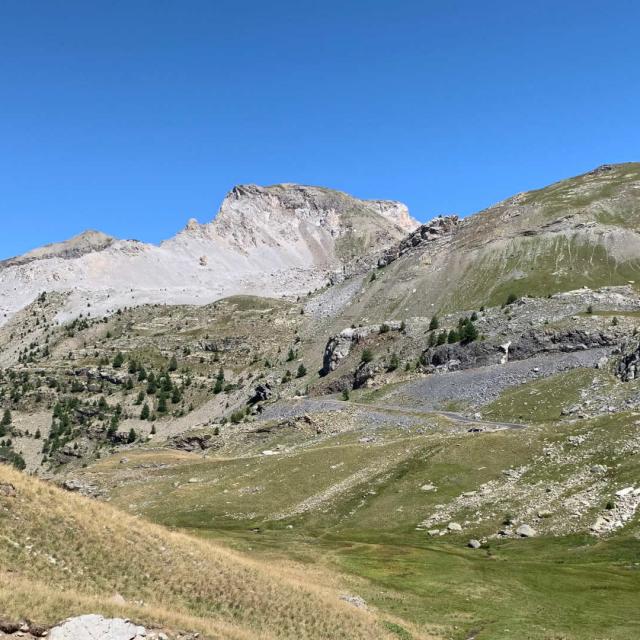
[0,183,416,326]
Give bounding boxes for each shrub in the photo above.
[230,409,245,424]
[361,348,373,364]
[506,293,518,306]
[341,389,350,401]
[429,316,439,331]
[168,355,178,372]
[447,329,459,344]
[296,363,307,378]
[112,352,125,369]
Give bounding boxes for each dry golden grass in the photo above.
[0,465,397,640]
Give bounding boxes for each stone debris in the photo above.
[591,487,640,535]
[339,594,368,610]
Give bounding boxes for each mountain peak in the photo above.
[0,229,115,268]
[213,182,418,236]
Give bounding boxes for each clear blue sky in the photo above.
[1,1,639,259]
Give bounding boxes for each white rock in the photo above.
[515,524,536,537]
[49,615,146,640]
[615,487,635,497]
[447,522,462,532]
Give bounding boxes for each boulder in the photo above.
[515,524,536,537]
[169,433,219,452]
[447,522,462,532]
[49,615,146,640]
[0,482,17,498]
[468,539,481,549]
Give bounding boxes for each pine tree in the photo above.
[387,352,399,372]
[140,403,150,420]
[460,319,479,343]
[437,331,447,346]
[447,329,459,344]
[168,355,178,372]
[113,352,124,368]
[157,391,167,413]
[429,316,439,331]
[127,428,137,443]
[1,409,11,428]
[296,363,307,378]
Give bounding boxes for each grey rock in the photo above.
[339,594,368,610]
[468,539,481,549]
[0,482,16,498]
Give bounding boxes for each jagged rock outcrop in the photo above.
[320,322,403,375]
[169,433,220,452]
[353,361,384,389]
[249,382,273,404]
[616,338,640,381]
[377,215,459,267]
[420,329,616,372]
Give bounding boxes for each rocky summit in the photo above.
[0,184,416,327]
[1,164,640,640]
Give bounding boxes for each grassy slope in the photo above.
[0,464,401,640]
[335,163,640,321]
[76,385,640,639]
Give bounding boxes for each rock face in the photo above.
[321,322,403,375]
[249,383,273,404]
[420,329,616,373]
[377,215,459,267]
[616,338,640,381]
[49,615,146,640]
[0,184,416,326]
